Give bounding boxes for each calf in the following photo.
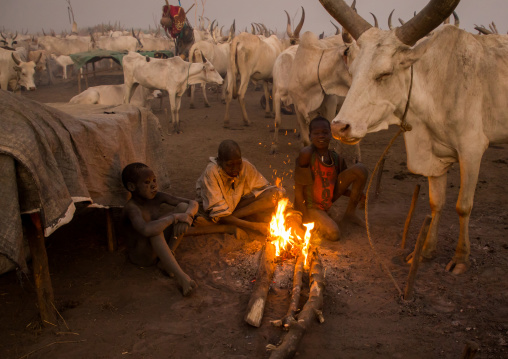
[0,48,41,91]
[123,52,223,133]
[70,84,154,108]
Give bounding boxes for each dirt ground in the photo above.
[1,69,508,359]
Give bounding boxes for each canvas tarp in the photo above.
[0,90,170,272]
[69,50,174,69]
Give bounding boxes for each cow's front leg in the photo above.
[174,95,183,133]
[263,81,272,118]
[270,89,282,154]
[221,73,228,104]
[202,82,210,108]
[167,92,178,134]
[447,148,484,274]
[189,84,196,109]
[124,82,139,104]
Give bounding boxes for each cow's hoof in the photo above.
[221,100,226,105]
[445,260,467,275]
[270,144,278,154]
[205,103,211,108]
[189,104,195,109]
[243,121,251,127]
[265,113,273,119]
[223,123,230,129]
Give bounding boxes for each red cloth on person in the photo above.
[161,5,186,39]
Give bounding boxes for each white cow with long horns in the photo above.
[123,52,223,133]
[320,0,508,274]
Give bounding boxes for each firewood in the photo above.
[461,341,479,359]
[245,242,277,327]
[267,247,325,359]
[271,254,305,329]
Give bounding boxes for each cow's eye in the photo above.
[376,72,392,82]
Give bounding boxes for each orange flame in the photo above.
[269,198,314,266]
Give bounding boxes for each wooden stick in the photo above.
[404,215,432,301]
[268,247,325,359]
[461,341,479,359]
[106,208,117,252]
[374,157,385,198]
[271,254,304,329]
[401,184,421,249]
[245,242,276,327]
[27,212,57,327]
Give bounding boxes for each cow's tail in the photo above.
[228,38,239,99]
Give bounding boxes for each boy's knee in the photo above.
[174,202,188,213]
[352,162,369,179]
[320,227,341,242]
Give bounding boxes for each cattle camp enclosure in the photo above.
[0,70,507,359]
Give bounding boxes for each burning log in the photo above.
[267,246,325,359]
[244,242,277,327]
[270,254,305,329]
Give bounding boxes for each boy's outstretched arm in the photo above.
[125,204,178,238]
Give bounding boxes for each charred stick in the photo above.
[268,246,325,359]
[245,242,277,327]
[401,184,421,249]
[271,254,305,329]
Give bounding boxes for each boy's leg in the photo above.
[335,163,368,225]
[306,208,341,242]
[233,187,282,220]
[150,233,197,296]
[128,236,157,267]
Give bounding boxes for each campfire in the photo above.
[244,198,326,359]
[269,198,314,266]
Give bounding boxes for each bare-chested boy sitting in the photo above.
[121,162,198,296]
[195,139,285,235]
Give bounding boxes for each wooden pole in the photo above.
[27,213,57,327]
[374,157,385,198]
[403,215,432,301]
[401,184,421,249]
[244,242,276,327]
[267,247,325,359]
[461,341,479,359]
[106,208,117,252]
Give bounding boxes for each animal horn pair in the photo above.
[285,6,305,38]
[320,0,460,46]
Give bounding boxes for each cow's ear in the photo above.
[399,34,436,69]
[13,66,22,72]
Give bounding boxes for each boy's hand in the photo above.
[174,222,190,237]
[174,213,193,226]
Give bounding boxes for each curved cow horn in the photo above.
[200,50,207,63]
[395,0,461,46]
[388,9,395,30]
[318,0,372,40]
[398,18,406,26]
[13,31,18,41]
[251,23,256,35]
[0,32,6,40]
[293,7,305,37]
[330,21,340,35]
[370,13,379,28]
[35,52,42,64]
[284,10,293,37]
[11,52,21,65]
[452,11,460,27]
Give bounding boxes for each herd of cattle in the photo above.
[1,0,507,276]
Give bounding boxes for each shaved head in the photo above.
[217,139,241,162]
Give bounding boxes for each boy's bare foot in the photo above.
[177,274,197,296]
[193,216,214,227]
[341,213,366,228]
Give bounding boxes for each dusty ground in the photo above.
[1,70,508,359]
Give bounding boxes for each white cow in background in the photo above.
[50,54,74,79]
[70,84,155,108]
[321,0,508,274]
[123,52,223,133]
[0,48,41,91]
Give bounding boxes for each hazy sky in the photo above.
[1,0,506,37]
